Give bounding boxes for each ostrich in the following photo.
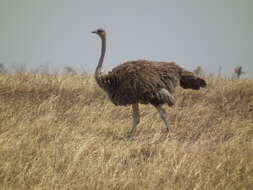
[92,28,206,137]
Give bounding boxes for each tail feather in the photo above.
[180,71,207,90]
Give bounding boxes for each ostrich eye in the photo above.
[97,29,104,33]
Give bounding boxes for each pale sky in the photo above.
[0,0,252,76]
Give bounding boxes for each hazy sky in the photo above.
[0,0,252,76]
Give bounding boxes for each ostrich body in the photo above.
[92,28,206,137]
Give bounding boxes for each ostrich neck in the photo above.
[95,36,106,77]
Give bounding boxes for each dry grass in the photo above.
[0,74,252,190]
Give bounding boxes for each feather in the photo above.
[97,60,206,106]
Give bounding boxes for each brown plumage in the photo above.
[92,28,206,137]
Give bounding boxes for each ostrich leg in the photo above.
[128,103,140,137]
[155,105,171,132]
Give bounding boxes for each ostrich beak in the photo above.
[92,31,97,34]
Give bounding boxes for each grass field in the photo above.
[0,74,252,190]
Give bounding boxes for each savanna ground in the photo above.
[0,74,252,190]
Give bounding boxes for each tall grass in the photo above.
[0,74,252,190]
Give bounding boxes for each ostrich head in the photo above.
[92,28,106,38]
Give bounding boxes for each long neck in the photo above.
[95,35,106,77]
